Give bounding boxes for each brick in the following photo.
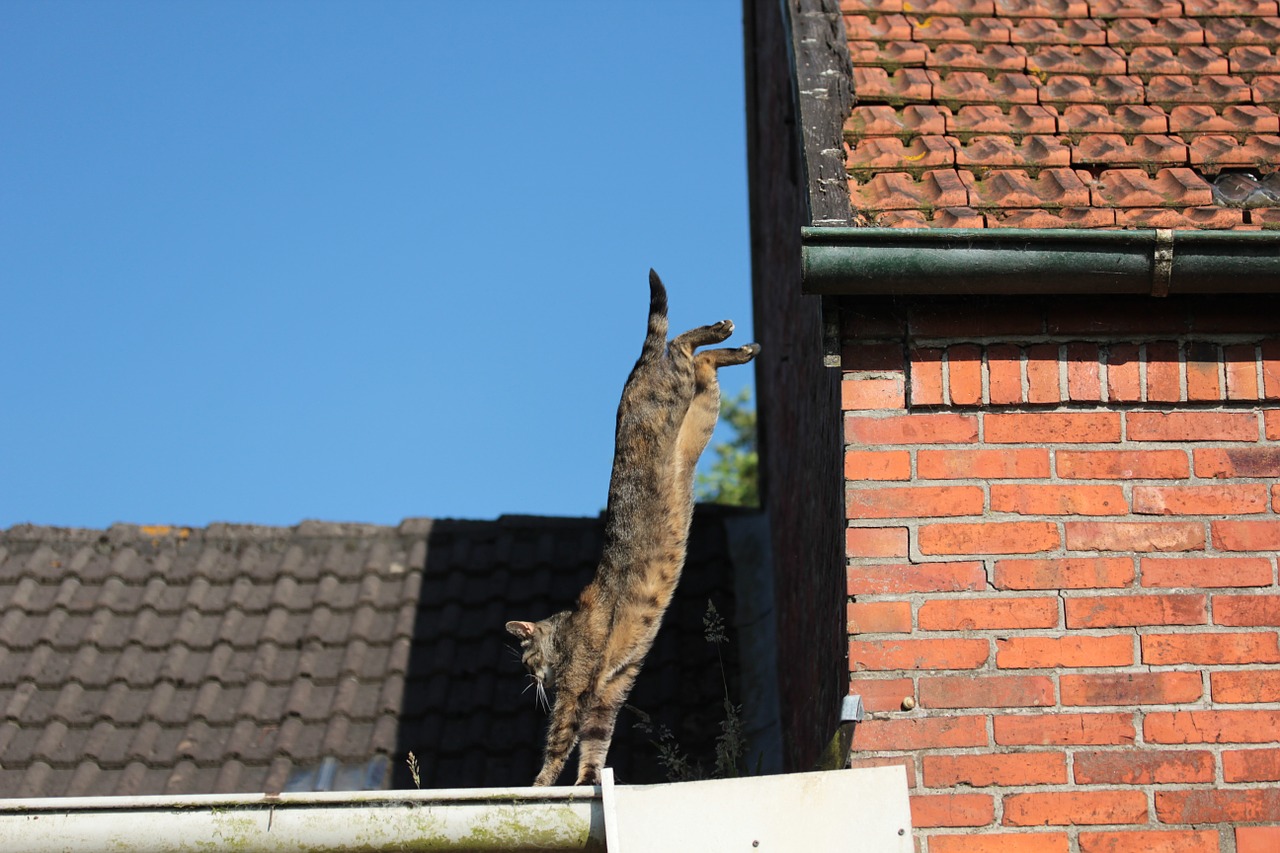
[1067,343,1102,402]
[1003,790,1148,826]
[1065,594,1206,628]
[992,484,1126,516]
[919,597,1058,631]
[918,448,1049,479]
[987,344,1024,405]
[920,522,1059,556]
[1268,409,1280,440]
[1212,670,1280,704]
[997,634,1132,669]
[842,377,906,411]
[1224,343,1259,400]
[995,557,1134,590]
[1156,787,1280,824]
[995,712,1135,746]
[1145,709,1280,744]
[1132,484,1268,516]
[931,833,1070,853]
[1107,343,1142,402]
[1212,519,1280,551]
[1265,339,1280,399]
[910,792,995,828]
[847,601,912,634]
[850,678,915,713]
[1078,829,1219,853]
[923,752,1066,788]
[919,675,1054,709]
[847,485,983,519]
[852,714,988,752]
[1215,594,1280,626]
[1065,521,1203,553]
[848,562,986,595]
[846,526,908,558]
[1196,447,1280,478]
[1026,343,1061,404]
[1058,450,1189,480]
[847,755,916,787]
[1223,748,1280,783]
[986,412,1121,444]
[844,342,903,372]
[1145,342,1181,403]
[846,413,978,445]
[850,637,989,671]
[1186,342,1221,402]
[1063,670,1202,708]
[1142,632,1280,666]
[912,347,945,406]
[1237,826,1280,853]
[845,450,911,481]
[1073,749,1213,785]
[948,344,983,406]
[1127,411,1258,442]
[1141,556,1273,588]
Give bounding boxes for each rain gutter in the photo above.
[801,227,1280,296]
[0,786,605,853]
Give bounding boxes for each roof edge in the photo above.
[802,226,1280,296]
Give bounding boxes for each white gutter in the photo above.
[0,766,912,852]
[0,786,605,853]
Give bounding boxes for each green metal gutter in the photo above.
[802,227,1280,296]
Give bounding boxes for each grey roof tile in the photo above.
[1,510,744,795]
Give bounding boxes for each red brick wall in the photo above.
[841,296,1280,853]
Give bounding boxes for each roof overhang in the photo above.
[802,227,1280,297]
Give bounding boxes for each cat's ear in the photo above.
[506,620,536,640]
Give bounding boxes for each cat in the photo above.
[506,269,759,787]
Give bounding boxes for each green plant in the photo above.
[695,388,759,507]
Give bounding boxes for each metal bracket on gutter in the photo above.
[1151,228,1174,297]
[814,694,866,771]
[801,227,1280,295]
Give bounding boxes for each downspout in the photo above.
[802,227,1280,296]
[0,787,605,853]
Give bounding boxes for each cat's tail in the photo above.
[644,269,669,356]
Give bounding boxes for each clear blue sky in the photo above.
[1,1,755,529]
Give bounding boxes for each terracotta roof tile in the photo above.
[1010,17,1107,45]
[952,134,1070,168]
[848,40,930,67]
[948,104,1058,136]
[843,0,1280,227]
[1202,17,1280,47]
[1091,167,1214,207]
[1169,104,1280,136]
[929,43,1027,73]
[911,17,1013,46]
[1040,73,1144,105]
[1090,0,1182,17]
[992,0,1088,17]
[1190,134,1280,173]
[1029,45,1127,77]
[933,70,1040,105]
[1073,134,1189,168]
[1129,45,1232,77]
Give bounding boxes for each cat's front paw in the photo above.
[710,319,734,339]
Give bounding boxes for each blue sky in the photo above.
[1,1,755,529]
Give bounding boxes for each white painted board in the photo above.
[603,766,912,853]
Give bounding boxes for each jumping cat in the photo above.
[506,269,759,787]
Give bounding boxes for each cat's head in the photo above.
[506,611,569,703]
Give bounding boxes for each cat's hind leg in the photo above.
[670,319,734,356]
